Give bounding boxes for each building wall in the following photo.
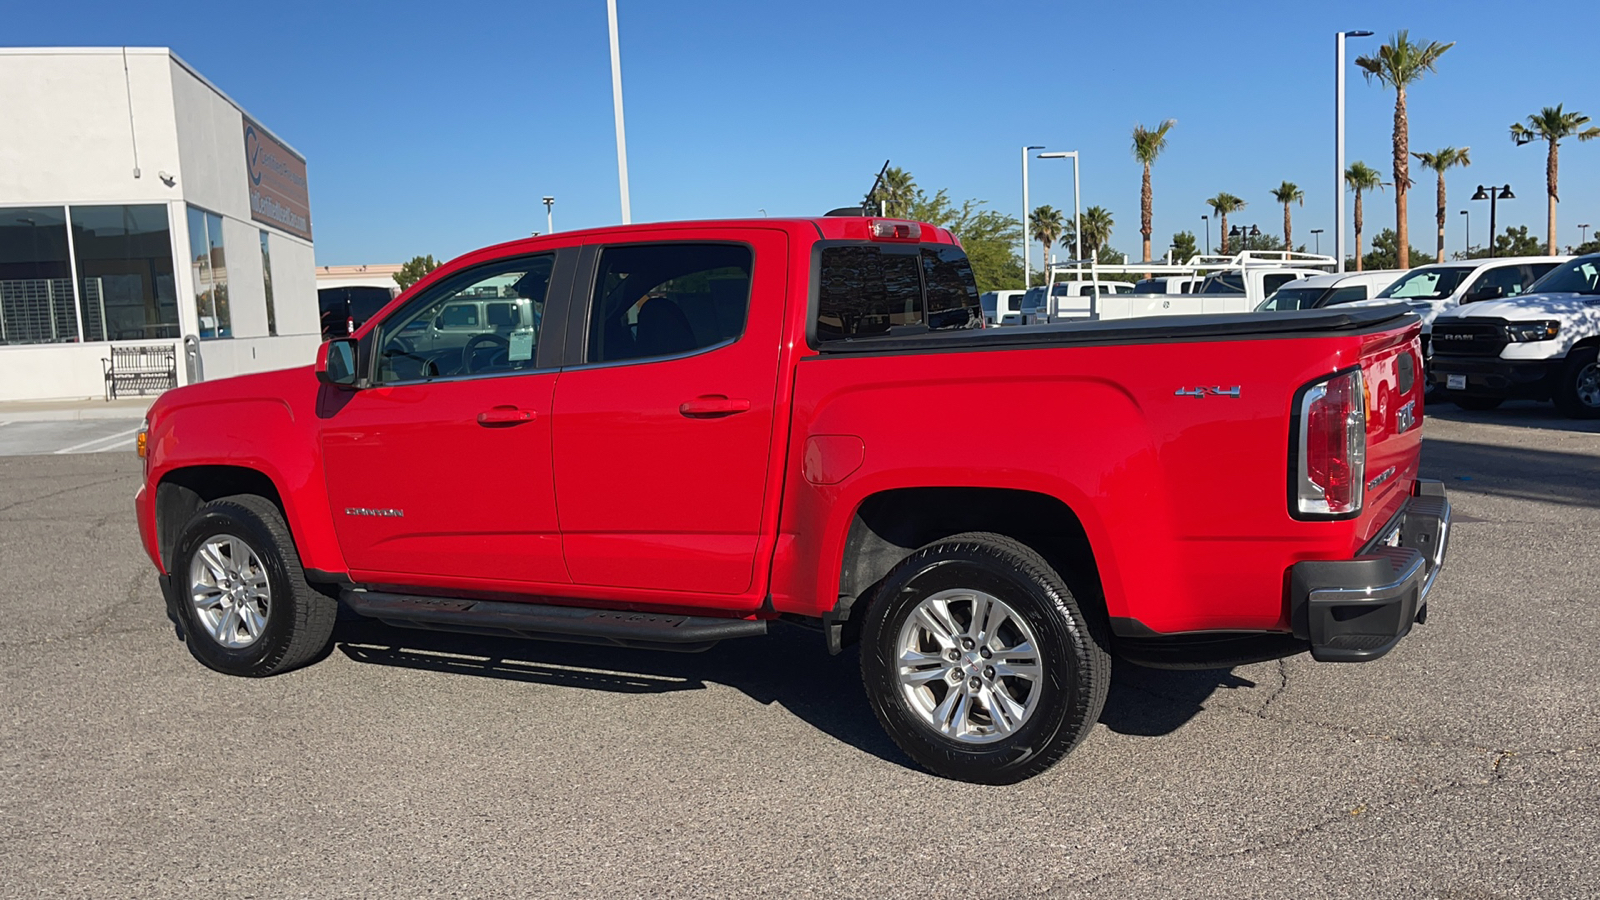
[0,48,322,401]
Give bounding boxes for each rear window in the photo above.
[815,244,980,342]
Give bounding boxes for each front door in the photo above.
[551,232,786,600]
[321,252,568,586]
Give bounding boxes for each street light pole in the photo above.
[1472,185,1515,258]
[542,196,555,234]
[1201,215,1209,254]
[1581,223,1592,246]
[1310,228,1324,254]
[1021,145,1043,287]
[1038,151,1081,274]
[606,0,632,224]
[1336,29,1374,274]
[1460,209,1470,254]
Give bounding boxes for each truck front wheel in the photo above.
[171,495,337,677]
[859,532,1110,784]
[1554,347,1600,419]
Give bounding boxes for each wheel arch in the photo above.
[827,487,1106,652]
[155,466,287,570]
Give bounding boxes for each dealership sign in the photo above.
[243,117,311,241]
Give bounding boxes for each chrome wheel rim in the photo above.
[188,534,271,649]
[895,588,1043,744]
[1576,363,1600,408]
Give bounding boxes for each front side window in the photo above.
[1202,272,1245,294]
[587,243,752,363]
[1258,287,1322,311]
[375,254,553,383]
[1377,266,1472,300]
[187,207,230,339]
[1323,286,1368,306]
[0,206,77,344]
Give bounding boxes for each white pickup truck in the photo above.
[1429,253,1600,417]
[1046,251,1334,321]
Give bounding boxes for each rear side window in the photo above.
[815,244,980,342]
[586,243,752,364]
[1323,285,1368,306]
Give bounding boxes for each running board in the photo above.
[341,590,767,653]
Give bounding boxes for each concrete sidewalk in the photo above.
[0,397,155,422]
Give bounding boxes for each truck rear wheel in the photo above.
[171,495,337,677]
[859,532,1110,784]
[1554,347,1600,419]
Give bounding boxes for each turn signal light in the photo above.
[136,422,148,459]
[1294,369,1366,518]
[867,220,922,241]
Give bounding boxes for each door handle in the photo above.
[679,396,751,418]
[477,407,536,425]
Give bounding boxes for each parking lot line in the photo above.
[93,437,138,453]
[52,426,143,455]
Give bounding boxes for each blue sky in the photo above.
[10,0,1598,267]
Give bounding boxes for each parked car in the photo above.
[1429,253,1600,417]
[1020,280,1133,323]
[1351,257,1567,354]
[1132,275,1203,295]
[1255,270,1405,312]
[1100,264,1326,319]
[135,216,1449,784]
[318,284,399,339]
[980,289,1028,326]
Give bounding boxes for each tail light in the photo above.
[1293,368,1366,518]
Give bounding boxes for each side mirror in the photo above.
[316,338,359,388]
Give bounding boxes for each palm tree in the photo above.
[1079,206,1114,256]
[1269,182,1305,252]
[1132,119,1177,264]
[1412,147,1471,262]
[1355,31,1454,269]
[1510,105,1600,254]
[866,166,918,217]
[1207,193,1246,253]
[1345,162,1387,271]
[1030,205,1065,271]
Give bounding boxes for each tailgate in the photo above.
[1354,319,1427,543]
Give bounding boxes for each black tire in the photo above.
[859,532,1111,784]
[1451,394,1505,411]
[1553,346,1600,419]
[171,494,337,677]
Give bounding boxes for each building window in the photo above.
[0,206,78,345]
[70,205,179,341]
[259,231,277,337]
[187,207,231,339]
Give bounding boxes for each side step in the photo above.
[342,590,767,653]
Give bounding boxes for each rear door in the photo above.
[550,229,787,601]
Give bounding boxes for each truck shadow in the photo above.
[1426,398,1600,435]
[333,617,1233,769]
[1422,437,1600,509]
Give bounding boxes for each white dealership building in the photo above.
[0,47,320,402]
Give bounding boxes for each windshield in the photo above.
[1256,287,1326,311]
[1525,257,1600,295]
[1376,266,1473,300]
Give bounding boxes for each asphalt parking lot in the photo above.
[1,403,1596,899]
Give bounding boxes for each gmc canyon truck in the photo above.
[135,217,1451,784]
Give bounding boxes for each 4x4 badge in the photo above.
[1174,386,1241,398]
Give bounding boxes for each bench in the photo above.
[103,344,177,400]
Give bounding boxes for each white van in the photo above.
[1255,270,1405,311]
[980,290,1028,326]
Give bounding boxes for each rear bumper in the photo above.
[1430,356,1559,398]
[1288,479,1451,662]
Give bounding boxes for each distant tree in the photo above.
[1132,119,1177,263]
[1170,230,1198,263]
[1457,225,1546,260]
[876,170,1023,292]
[395,255,440,290]
[1572,237,1600,256]
[1207,193,1246,253]
[865,166,918,217]
[1359,228,1432,270]
[1356,31,1454,268]
[1079,206,1115,256]
[1269,181,1305,251]
[1030,205,1066,270]
[1412,147,1471,262]
[1345,162,1387,271]
[1510,105,1600,254]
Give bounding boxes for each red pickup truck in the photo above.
[135,217,1450,783]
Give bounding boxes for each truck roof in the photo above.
[467,217,960,262]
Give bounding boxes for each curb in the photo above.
[0,403,153,423]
